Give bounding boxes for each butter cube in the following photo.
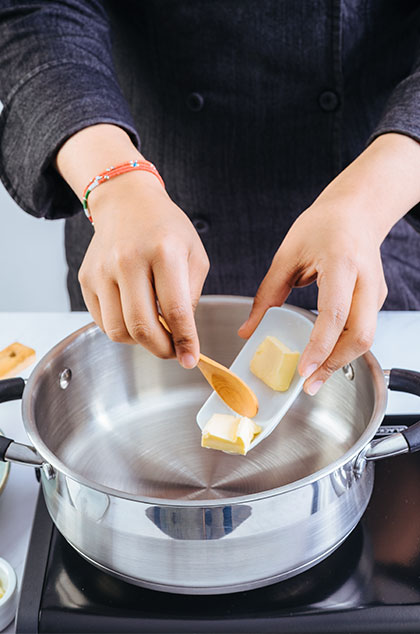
[250,336,299,391]
[201,413,261,455]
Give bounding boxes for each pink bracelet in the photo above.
[82,160,165,223]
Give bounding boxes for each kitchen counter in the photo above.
[0,310,419,633]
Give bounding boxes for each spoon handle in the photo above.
[158,314,206,361]
[158,314,171,333]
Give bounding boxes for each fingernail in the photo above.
[302,363,318,378]
[180,353,197,369]
[238,320,249,333]
[307,380,323,396]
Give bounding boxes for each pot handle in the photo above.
[0,436,43,467]
[356,368,420,470]
[387,368,420,451]
[0,378,25,403]
[0,378,45,469]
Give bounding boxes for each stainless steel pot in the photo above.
[1,297,419,594]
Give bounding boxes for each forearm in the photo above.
[0,1,142,220]
[314,133,420,242]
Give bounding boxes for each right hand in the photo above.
[78,170,209,368]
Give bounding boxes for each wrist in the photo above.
[89,169,168,227]
[314,133,420,242]
[55,123,143,201]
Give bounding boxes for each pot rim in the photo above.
[21,296,387,507]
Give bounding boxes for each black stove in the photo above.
[16,415,420,633]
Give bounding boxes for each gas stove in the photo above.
[16,415,420,633]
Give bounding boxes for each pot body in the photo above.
[22,297,386,593]
[41,460,374,593]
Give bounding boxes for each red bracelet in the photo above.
[82,160,165,223]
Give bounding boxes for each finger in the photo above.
[79,263,105,331]
[188,252,210,313]
[96,281,133,344]
[154,256,200,369]
[298,260,357,379]
[304,275,379,395]
[118,271,174,358]
[238,257,293,339]
[80,285,104,332]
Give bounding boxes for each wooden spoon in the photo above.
[158,314,259,417]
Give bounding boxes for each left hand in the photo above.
[238,133,420,396]
[238,200,387,395]
[239,133,420,395]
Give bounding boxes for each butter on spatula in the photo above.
[201,413,261,455]
[250,336,300,392]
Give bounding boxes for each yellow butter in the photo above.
[0,581,4,599]
[201,413,261,455]
[250,336,299,391]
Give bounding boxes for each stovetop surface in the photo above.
[16,415,420,633]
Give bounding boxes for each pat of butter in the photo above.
[201,414,261,455]
[250,335,299,391]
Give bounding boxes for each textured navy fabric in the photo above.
[0,0,419,310]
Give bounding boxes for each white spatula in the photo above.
[196,306,314,452]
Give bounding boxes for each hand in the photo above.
[55,124,209,368]
[238,133,420,395]
[238,201,387,394]
[79,171,209,368]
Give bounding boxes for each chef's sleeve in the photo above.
[368,11,420,234]
[0,0,140,220]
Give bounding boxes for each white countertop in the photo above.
[0,310,419,632]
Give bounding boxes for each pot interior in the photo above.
[27,298,380,500]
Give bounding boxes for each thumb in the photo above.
[238,258,293,339]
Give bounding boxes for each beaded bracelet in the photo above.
[82,160,165,223]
